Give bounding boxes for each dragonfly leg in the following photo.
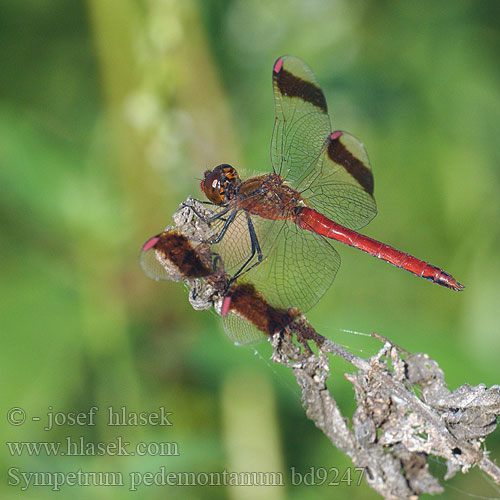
[209,209,238,244]
[206,208,231,224]
[183,202,237,246]
[183,202,231,224]
[230,214,263,283]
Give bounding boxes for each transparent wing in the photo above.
[271,57,376,230]
[299,132,377,230]
[271,56,331,183]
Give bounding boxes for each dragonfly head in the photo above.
[201,164,241,205]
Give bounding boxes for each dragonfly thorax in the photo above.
[201,164,241,205]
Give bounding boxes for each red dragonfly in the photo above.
[194,56,464,314]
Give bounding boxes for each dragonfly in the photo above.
[193,55,464,316]
[143,57,465,343]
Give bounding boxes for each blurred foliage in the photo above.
[1,0,499,498]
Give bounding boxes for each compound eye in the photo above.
[201,169,224,204]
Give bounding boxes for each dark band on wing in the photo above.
[228,283,294,336]
[155,232,211,278]
[274,68,327,113]
[327,135,374,195]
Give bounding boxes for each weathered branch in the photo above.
[142,199,500,499]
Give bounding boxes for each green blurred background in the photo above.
[2,1,499,498]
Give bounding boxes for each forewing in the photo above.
[272,57,377,230]
[300,131,377,230]
[271,56,331,184]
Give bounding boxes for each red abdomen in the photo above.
[296,207,464,291]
